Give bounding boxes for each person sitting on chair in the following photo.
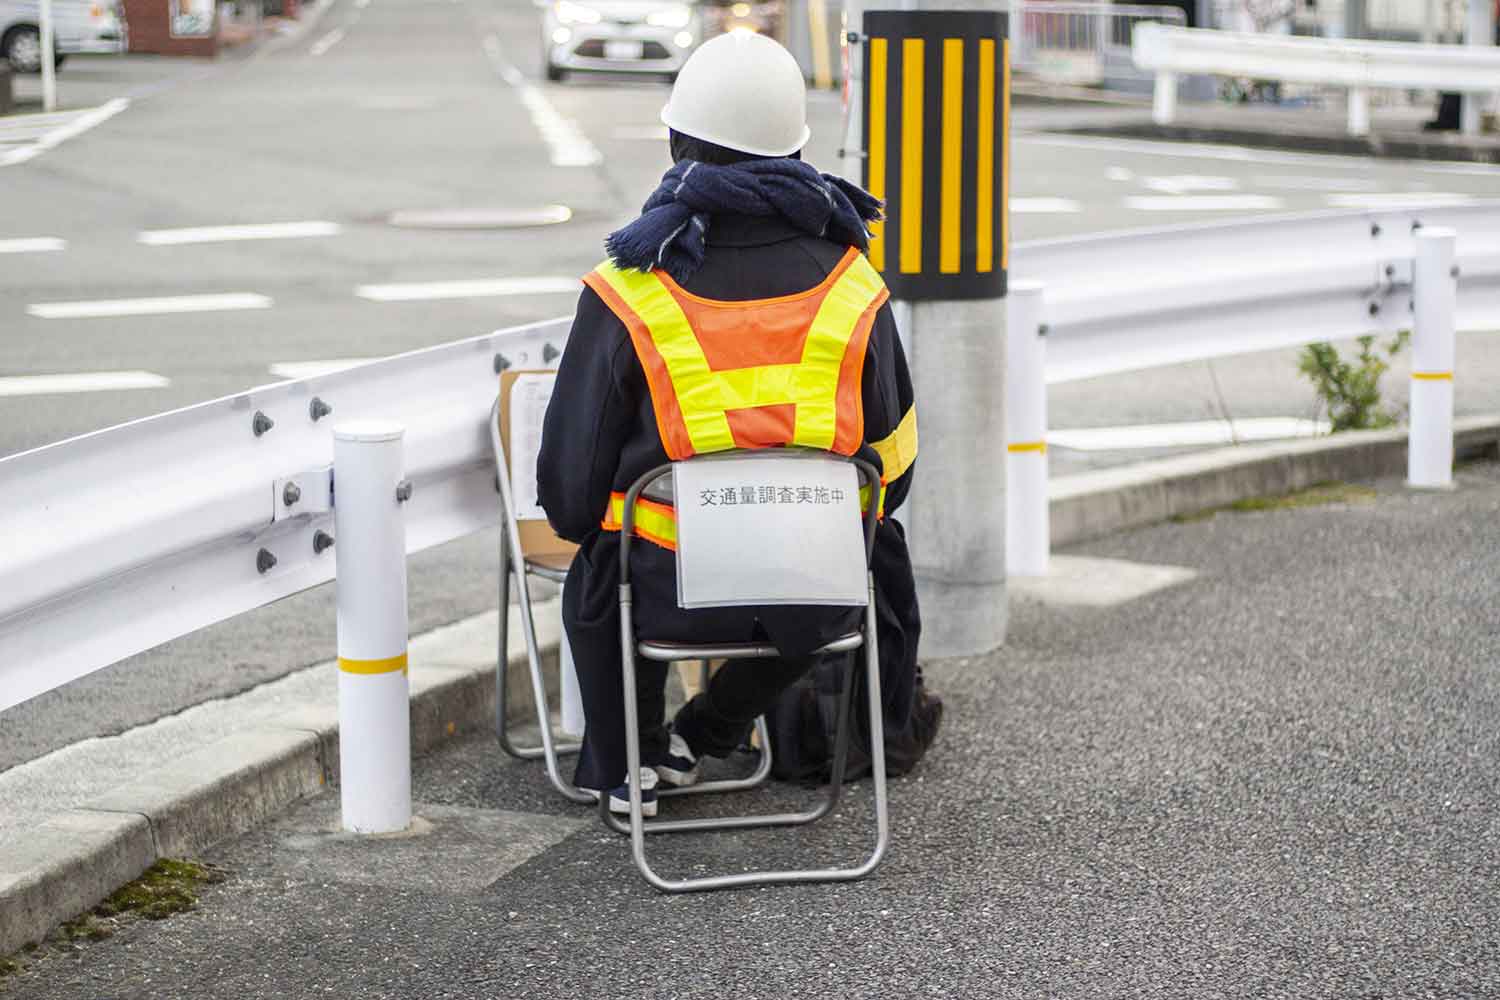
[537,31,919,815]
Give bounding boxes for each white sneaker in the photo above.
[585,767,660,817]
[650,731,700,788]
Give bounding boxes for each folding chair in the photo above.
[491,376,774,805]
[602,451,890,893]
[490,373,589,804]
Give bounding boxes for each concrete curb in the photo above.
[1061,120,1500,165]
[0,605,561,957]
[7,419,1500,956]
[1050,415,1500,548]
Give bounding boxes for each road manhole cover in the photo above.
[386,206,573,230]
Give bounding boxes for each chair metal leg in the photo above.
[614,577,889,892]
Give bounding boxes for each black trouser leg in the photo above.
[672,654,815,758]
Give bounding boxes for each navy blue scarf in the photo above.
[604,158,883,284]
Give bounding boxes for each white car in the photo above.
[540,0,701,82]
[1,0,125,73]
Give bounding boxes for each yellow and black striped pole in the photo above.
[862,11,1010,301]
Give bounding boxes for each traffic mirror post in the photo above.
[333,421,413,834]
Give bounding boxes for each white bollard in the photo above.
[558,582,585,738]
[1006,281,1049,577]
[1408,227,1458,489]
[1347,87,1371,137]
[39,0,56,113]
[1152,70,1178,125]
[334,421,412,834]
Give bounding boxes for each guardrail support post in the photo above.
[334,421,412,833]
[1408,227,1457,490]
[1006,282,1048,577]
[1347,88,1370,137]
[1152,70,1177,125]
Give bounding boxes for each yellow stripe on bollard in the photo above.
[868,38,888,273]
[1411,371,1454,381]
[940,38,964,274]
[338,653,409,675]
[899,37,925,274]
[1007,441,1046,453]
[976,38,996,274]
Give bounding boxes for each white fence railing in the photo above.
[1013,0,1188,85]
[3,203,1499,710]
[1133,23,1500,135]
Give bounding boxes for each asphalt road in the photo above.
[7,460,1500,997]
[5,0,1500,768]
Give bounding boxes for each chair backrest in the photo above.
[621,449,881,610]
[494,370,576,566]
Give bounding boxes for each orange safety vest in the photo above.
[585,246,891,550]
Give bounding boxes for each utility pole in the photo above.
[40,0,56,113]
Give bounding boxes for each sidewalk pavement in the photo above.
[6,449,1500,996]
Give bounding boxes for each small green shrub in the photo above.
[1298,332,1410,432]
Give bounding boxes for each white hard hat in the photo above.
[660,31,811,157]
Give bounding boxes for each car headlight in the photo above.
[555,1,602,25]
[646,5,692,28]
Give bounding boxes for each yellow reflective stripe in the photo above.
[871,404,918,480]
[605,494,679,549]
[899,38,924,274]
[976,39,995,274]
[858,480,888,516]
[940,38,963,274]
[339,653,409,676]
[1007,441,1046,453]
[592,263,736,454]
[1002,39,1011,272]
[793,253,886,450]
[1412,371,1453,381]
[867,37,888,273]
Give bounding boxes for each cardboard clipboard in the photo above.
[498,370,577,572]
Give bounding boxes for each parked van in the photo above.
[1,0,125,73]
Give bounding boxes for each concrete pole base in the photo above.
[914,577,1008,659]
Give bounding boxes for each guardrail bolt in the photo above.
[1370,222,1381,237]
[283,482,302,507]
[313,530,335,555]
[1384,264,1395,278]
[309,397,333,421]
[395,479,414,503]
[543,343,561,363]
[1451,265,1461,279]
[252,411,274,437]
[256,548,277,574]
[1368,301,1381,317]
[1037,323,1050,338]
[493,353,511,373]
[1411,220,1424,232]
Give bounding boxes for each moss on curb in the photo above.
[1173,481,1378,523]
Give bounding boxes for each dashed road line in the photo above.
[1140,174,1240,194]
[269,359,374,379]
[0,99,130,168]
[1325,192,1477,209]
[1123,194,1285,211]
[310,27,347,56]
[0,238,66,254]
[27,293,273,320]
[0,371,171,396]
[1010,197,1082,214]
[482,34,602,167]
[138,221,341,246]
[355,276,579,302]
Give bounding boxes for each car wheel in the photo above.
[4,26,43,74]
[546,61,565,82]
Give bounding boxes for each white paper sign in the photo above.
[508,373,555,521]
[673,455,868,609]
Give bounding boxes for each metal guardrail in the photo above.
[1012,0,1187,85]
[2,204,1498,711]
[1134,23,1500,135]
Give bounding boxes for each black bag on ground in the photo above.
[764,519,942,783]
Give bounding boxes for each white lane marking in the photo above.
[1141,174,1239,194]
[1325,192,1478,209]
[1022,132,1371,170]
[310,26,346,56]
[138,221,341,246]
[0,99,130,168]
[354,0,370,7]
[1251,174,1381,192]
[1124,194,1285,211]
[355,276,579,301]
[27,293,273,320]
[1051,417,1329,451]
[0,371,171,396]
[1010,197,1082,214]
[1104,165,1134,181]
[482,34,602,167]
[269,359,374,379]
[0,237,66,254]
